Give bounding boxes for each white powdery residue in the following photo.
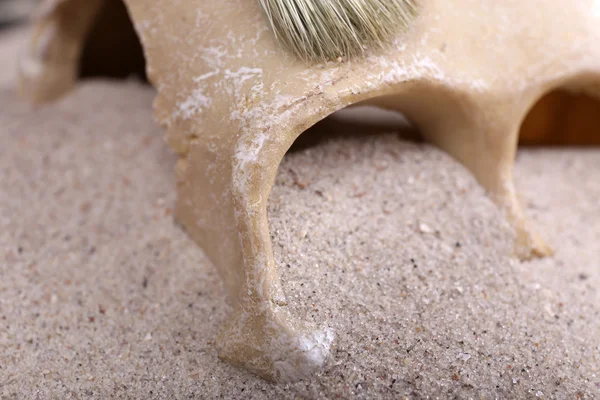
[272,327,335,382]
[390,39,408,53]
[229,90,302,222]
[406,54,446,82]
[245,22,270,49]
[252,93,307,138]
[372,53,488,91]
[136,20,153,36]
[135,8,164,37]
[371,57,419,85]
[467,78,488,92]
[177,87,212,119]
[236,132,269,167]
[195,9,205,28]
[319,68,339,81]
[229,97,271,137]
[224,67,263,83]
[232,132,270,178]
[297,67,339,86]
[226,68,268,136]
[316,69,342,91]
[593,0,600,18]
[223,67,264,98]
[201,45,228,70]
[193,70,220,83]
[271,94,298,109]
[204,157,218,186]
[231,131,271,198]
[226,64,330,214]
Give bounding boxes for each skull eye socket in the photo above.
[79,0,147,82]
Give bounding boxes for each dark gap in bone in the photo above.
[289,106,422,154]
[519,90,600,146]
[79,0,147,83]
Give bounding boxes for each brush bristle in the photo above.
[259,0,418,62]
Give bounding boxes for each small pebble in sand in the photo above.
[418,222,434,234]
[578,273,589,280]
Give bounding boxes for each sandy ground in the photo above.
[1,28,599,399]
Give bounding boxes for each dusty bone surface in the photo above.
[17,0,600,382]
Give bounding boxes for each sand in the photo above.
[1,28,599,399]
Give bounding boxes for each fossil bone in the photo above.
[17,0,600,382]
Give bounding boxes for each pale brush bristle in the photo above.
[259,0,418,62]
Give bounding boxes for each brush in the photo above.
[259,0,418,62]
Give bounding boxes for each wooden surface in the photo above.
[520,91,600,146]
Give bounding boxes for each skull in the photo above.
[17,0,600,382]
